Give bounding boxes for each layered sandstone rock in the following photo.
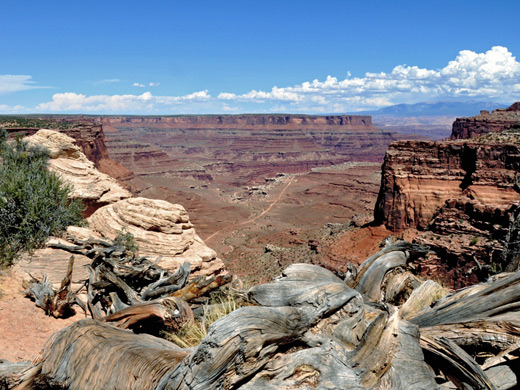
[105,114,375,129]
[374,131,520,287]
[450,102,520,139]
[67,197,223,275]
[374,140,520,231]
[25,129,131,214]
[23,129,223,276]
[412,199,520,288]
[8,122,134,181]
[59,123,134,182]
[102,114,400,185]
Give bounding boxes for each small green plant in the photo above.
[0,132,84,266]
[113,228,139,256]
[491,261,503,274]
[470,236,479,246]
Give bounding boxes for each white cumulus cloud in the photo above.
[36,90,212,113]
[15,46,520,114]
[0,104,30,113]
[217,46,520,111]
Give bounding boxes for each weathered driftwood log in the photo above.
[0,361,30,390]
[23,256,77,318]
[14,320,188,390]
[10,243,520,389]
[104,297,194,333]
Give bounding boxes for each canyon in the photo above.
[4,104,520,287]
[101,114,394,184]
[98,114,410,281]
[2,114,399,282]
[2,104,520,367]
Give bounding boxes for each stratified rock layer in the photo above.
[25,130,131,214]
[374,131,520,287]
[77,197,223,275]
[8,122,134,181]
[23,130,223,276]
[102,114,399,184]
[450,102,520,139]
[374,140,520,231]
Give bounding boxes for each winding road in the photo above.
[204,176,295,244]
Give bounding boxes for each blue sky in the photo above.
[1,0,519,114]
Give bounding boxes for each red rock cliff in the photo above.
[374,140,520,231]
[450,102,520,139]
[105,114,375,130]
[373,131,520,287]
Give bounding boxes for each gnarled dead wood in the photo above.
[410,271,520,327]
[0,361,30,390]
[13,244,520,390]
[14,320,188,390]
[352,241,427,288]
[141,262,191,300]
[172,274,232,302]
[400,279,449,320]
[23,256,77,318]
[420,336,494,389]
[104,297,194,333]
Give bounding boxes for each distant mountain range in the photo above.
[354,100,507,117]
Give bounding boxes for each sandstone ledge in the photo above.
[68,197,223,275]
[25,130,131,212]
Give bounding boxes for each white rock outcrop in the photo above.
[25,129,131,205]
[85,197,223,273]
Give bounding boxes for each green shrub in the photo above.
[113,228,139,256]
[0,130,84,266]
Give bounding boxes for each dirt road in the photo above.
[205,176,295,244]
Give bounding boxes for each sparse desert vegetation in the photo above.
[0,128,84,266]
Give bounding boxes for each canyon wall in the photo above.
[374,140,520,231]
[374,104,520,287]
[106,114,375,129]
[62,123,134,181]
[103,114,400,185]
[450,102,520,139]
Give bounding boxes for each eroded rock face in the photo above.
[25,130,132,214]
[450,102,520,139]
[102,114,400,185]
[373,130,520,287]
[74,197,223,275]
[374,140,520,231]
[412,199,520,288]
[8,122,134,181]
[24,129,223,276]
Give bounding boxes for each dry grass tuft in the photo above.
[163,287,251,348]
